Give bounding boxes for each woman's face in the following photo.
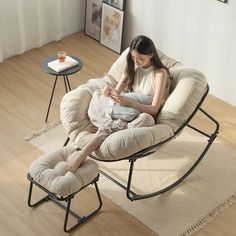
[131,50,153,68]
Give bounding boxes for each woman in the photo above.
[66,35,171,172]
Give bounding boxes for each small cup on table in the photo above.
[57,51,67,63]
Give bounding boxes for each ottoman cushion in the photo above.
[29,147,99,196]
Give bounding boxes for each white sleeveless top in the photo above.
[132,65,170,103]
[133,66,156,96]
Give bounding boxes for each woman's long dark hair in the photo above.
[126,35,170,91]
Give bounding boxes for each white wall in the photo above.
[122,0,236,107]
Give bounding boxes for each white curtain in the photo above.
[0,0,85,62]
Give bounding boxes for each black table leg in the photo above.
[64,75,71,91]
[63,76,68,93]
[45,75,58,123]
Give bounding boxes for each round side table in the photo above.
[41,55,83,122]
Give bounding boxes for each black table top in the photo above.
[41,55,83,76]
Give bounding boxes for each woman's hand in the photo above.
[102,85,117,97]
[102,85,132,107]
[111,94,132,107]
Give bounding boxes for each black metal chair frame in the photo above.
[27,173,102,232]
[63,84,219,201]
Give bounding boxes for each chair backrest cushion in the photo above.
[157,67,207,131]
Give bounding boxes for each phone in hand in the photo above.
[103,85,117,97]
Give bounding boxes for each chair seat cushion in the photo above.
[29,147,99,196]
[75,124,174,161]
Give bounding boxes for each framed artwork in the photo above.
[217,0,227,3]
[100,3,124,54]
[103,0,125,10]
[84,0,103,41]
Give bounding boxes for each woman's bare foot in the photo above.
[66,151,86,172]
[91,126,98,133]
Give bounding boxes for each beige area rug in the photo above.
[24,123,236,236]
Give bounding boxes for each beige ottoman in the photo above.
[27,147,102,233]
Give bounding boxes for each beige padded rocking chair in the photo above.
[60,48,219,201]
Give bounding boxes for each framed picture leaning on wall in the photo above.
[103,0,125,10]
[84,0,103,41]
[100,3,124,54]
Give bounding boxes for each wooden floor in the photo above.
[0,32,236,236]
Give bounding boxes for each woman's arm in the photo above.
[112,69,168,116]
[114,72,128,94]
[103,72,128,97]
